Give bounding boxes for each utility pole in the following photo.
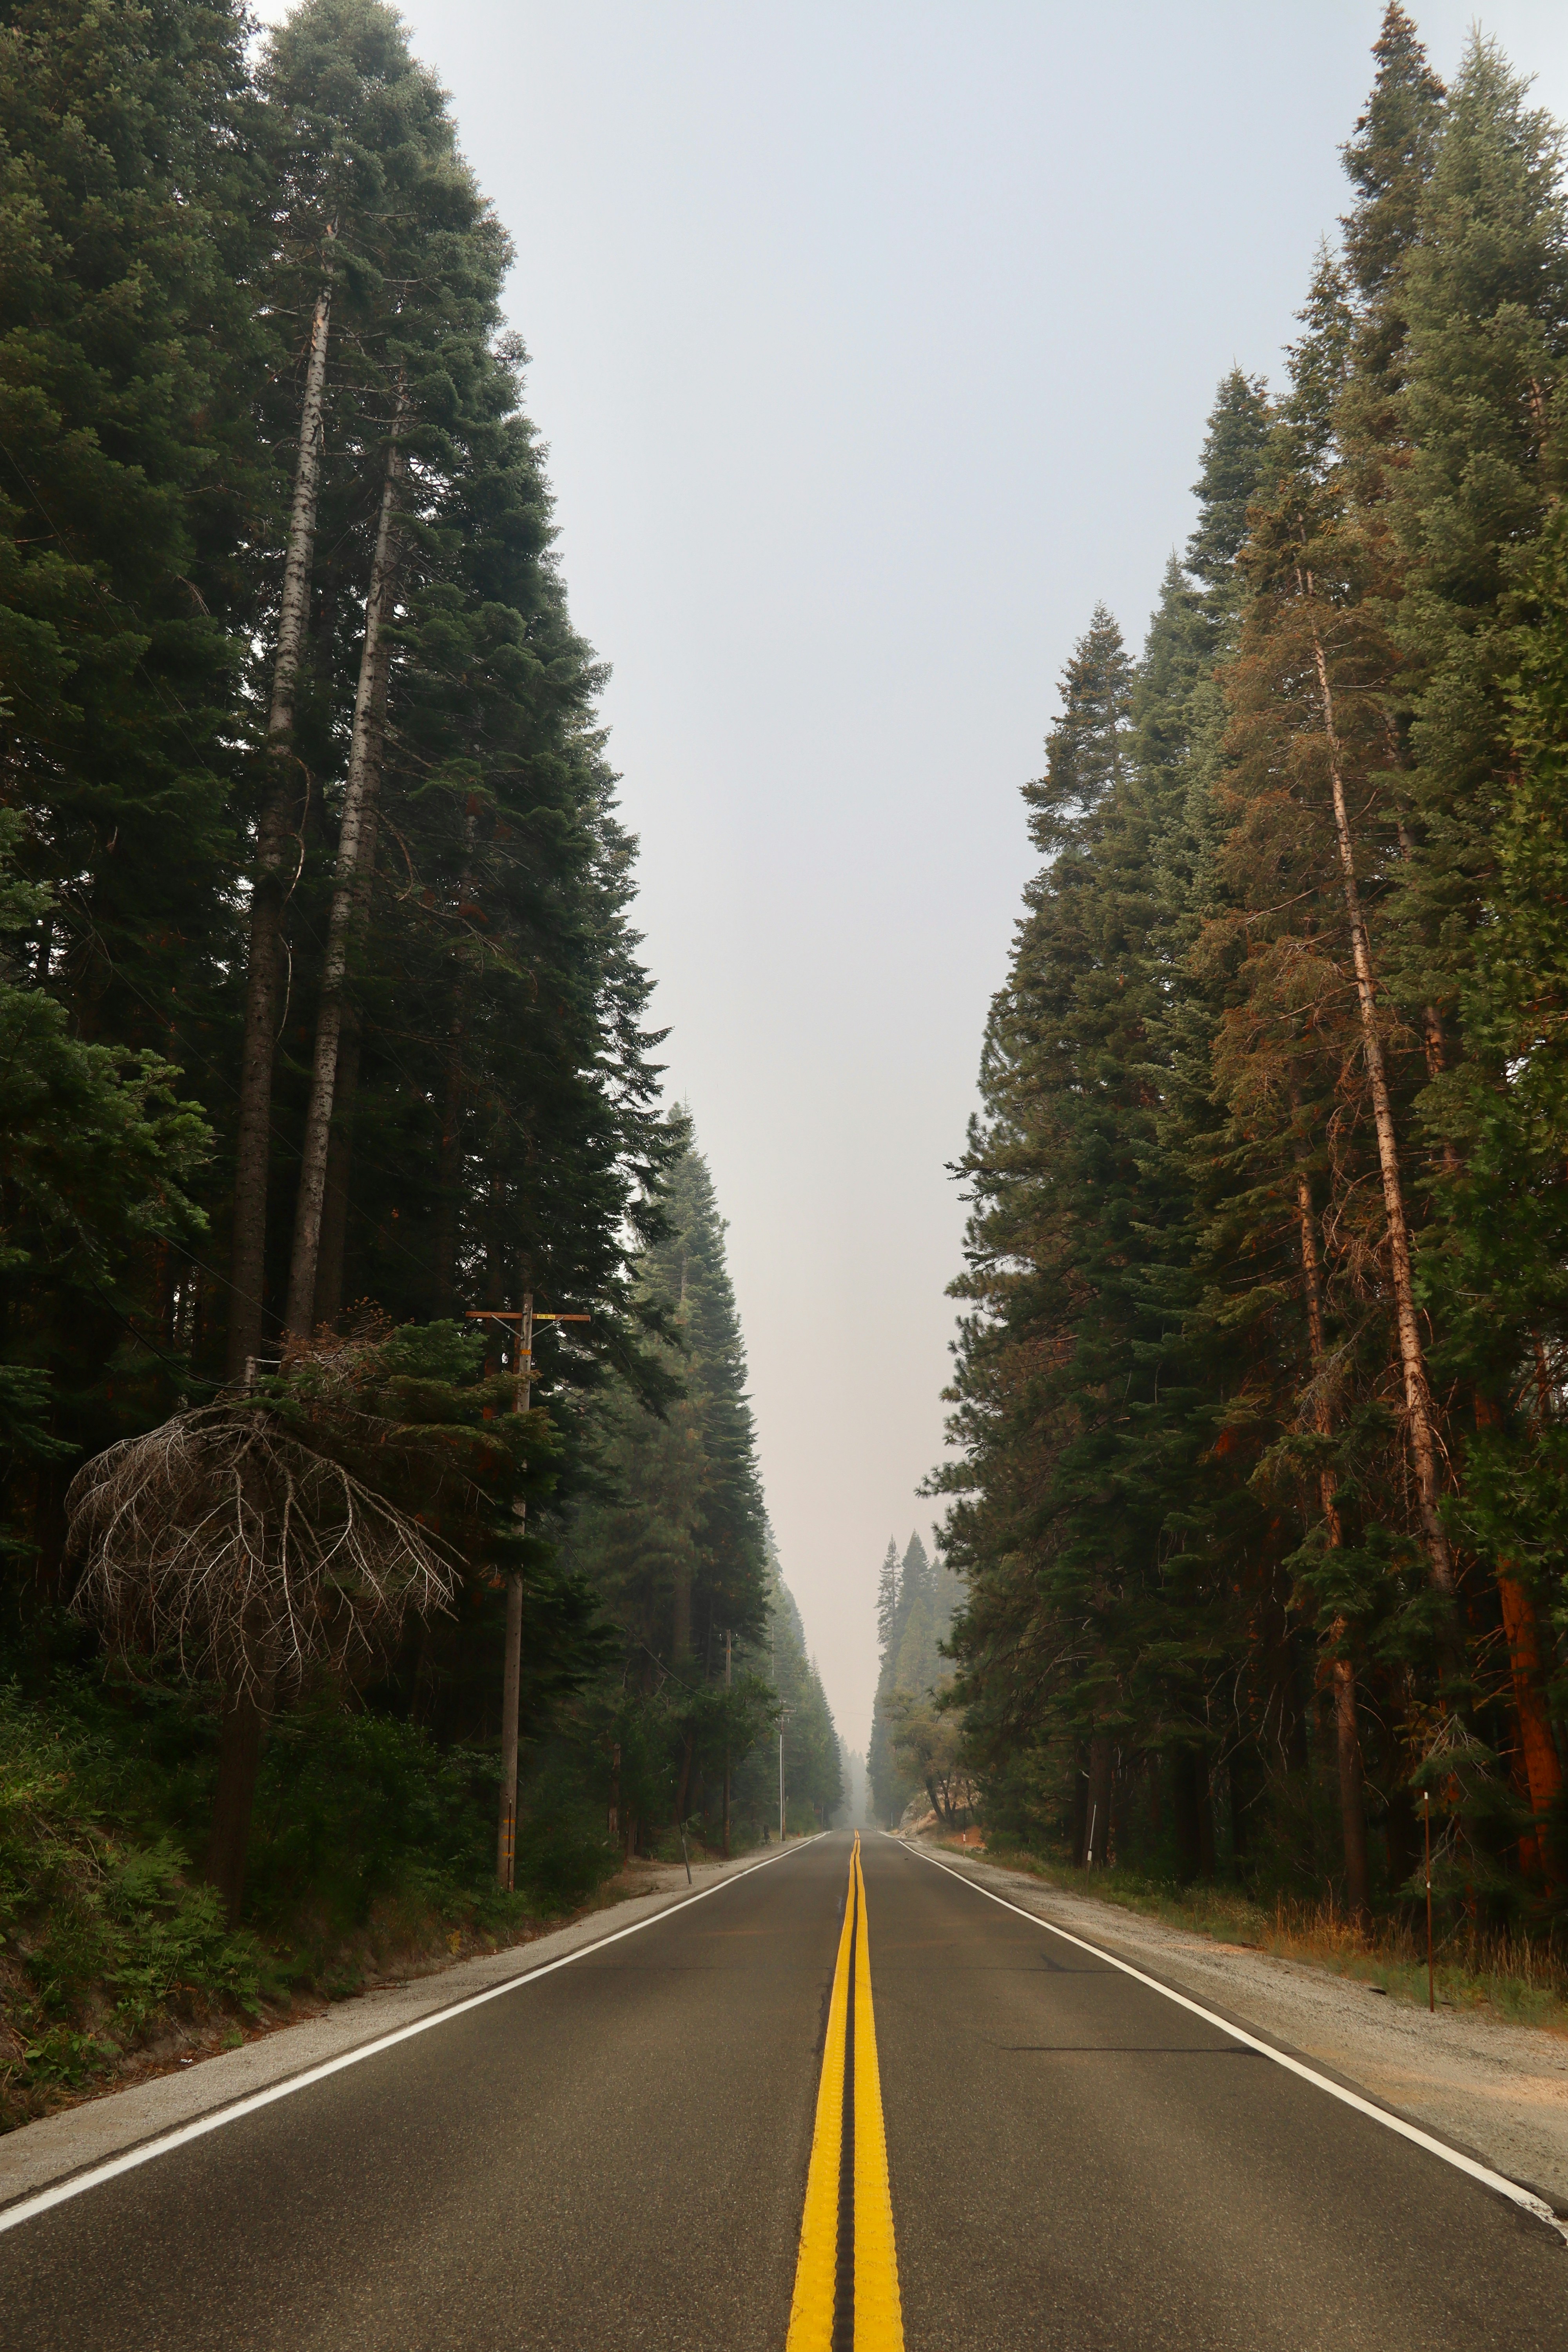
[778,1702,793,1845]
[721,1628,733,1859]
[467,1299,588,1889]
[499,1292,530,1892]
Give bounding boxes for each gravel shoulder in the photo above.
[0,1840,807,2212]
[904,1834,1568,2212]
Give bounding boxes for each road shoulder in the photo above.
[895,1835,1568,2214]
[0,1844,799,2211]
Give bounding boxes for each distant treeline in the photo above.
[938,6,1568,1922]
[868,1532,965,1829]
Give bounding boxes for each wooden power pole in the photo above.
[722,1628,733,1859]
[778,1702,793,1845]
[467,1298,588,1890]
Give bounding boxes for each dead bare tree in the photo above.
[65,1403,457,1923]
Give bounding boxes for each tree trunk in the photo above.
[1330,1657,1370,1929]
[1085,1735,1113,1867]
[1069,1741,1090,1866]
[311,1002,362,1331]
[1496,1574,1562,1880]
[1261,1564,1306,1774]
[285,390,407,1337]
[1172,1748,1202,1885]
[433,1005,466,1311]
[1472,1392,1564,1887]
[228,264,334,1379]
[1194,1750,1216,1882]
[1470,1396,1563,1873]
[432,801,479,1310]
[671,1561,692,1666]
[1228,1749,1250,1865]
[205,1648,278,1928]
[1376,1667,1421,1910]
[309,601,379,1337]
[1293,1133,1371,1927]
[1306,599,1457,1610]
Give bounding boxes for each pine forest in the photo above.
[935,6,1568,1938]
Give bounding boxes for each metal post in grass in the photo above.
[1423,1788,1434,2014]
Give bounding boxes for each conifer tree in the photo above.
[229,0,518,1368]
[567,1137,768,1676]
[1388,34,1568,1053]
[1339,4,1447,396]
[0,816,210,1558]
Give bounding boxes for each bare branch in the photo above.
[65,1404,459,1703]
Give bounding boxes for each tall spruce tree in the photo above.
[1388,34,1568,1056]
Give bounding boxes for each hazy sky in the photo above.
[265,2,1568,1751]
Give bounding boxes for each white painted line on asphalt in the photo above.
[898,1840,1568,2242]
[0,1835,829,2236]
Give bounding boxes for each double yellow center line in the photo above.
[787,1835,904,2351]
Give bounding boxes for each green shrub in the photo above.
[0,1688,260,2125]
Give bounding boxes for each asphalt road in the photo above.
[4,1831,1566,2350]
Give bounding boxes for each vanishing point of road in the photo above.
[3,1831,1565,2350]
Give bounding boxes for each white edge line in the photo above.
[896,1838,1568,2243]
[0,1834,827,2236]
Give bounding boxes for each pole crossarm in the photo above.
[463,1310,590,1322]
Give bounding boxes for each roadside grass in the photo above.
[1,1687,263,2129]
[0,1636,796,2138]
[0,1679,623,2132]
[936,1837,1568,2033]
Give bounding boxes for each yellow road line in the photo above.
[786,1841,855,2351]
[786,1835,904,2351]
[850,1840,903,2350]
